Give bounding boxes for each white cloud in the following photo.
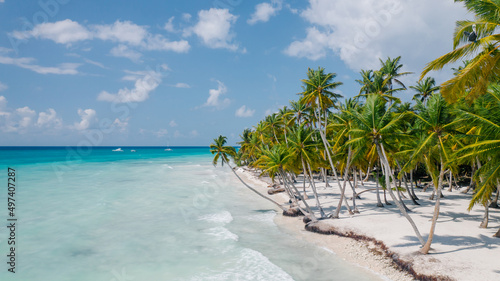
[97,67,167,103]
[12,19,92,44]
[112,118,128,132]
[248,1,283,25]
[36,108,62,129]
[235,105,255,117]
[0,55,80,75]
[285,0,469,74]
[93,20,147,45]
[164,17,176,32]
[190,130,198,137]
[169,120,178,127]
[284,27,329,61]
[73,108,97,131]
[142,34,190,52]
[110,44,142,62]
[189,8,240,51]
[173,82,190,88]
[12,19,190,55]
[0,1,5,3]
[84,58,108,69]
[202,80,230,109]
[0,81,7,92]
[154,128,168,138]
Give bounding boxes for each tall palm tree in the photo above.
[421,0,500,103]
[454,85,500,236]
[210,135,286,211]
[347,94,425,246]
[287,124,326,217]
[379,56,412,93]
[300,67,350,216]
[400,94,459,254]
[410,77,440,104]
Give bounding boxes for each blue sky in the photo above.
[0,0,469,146]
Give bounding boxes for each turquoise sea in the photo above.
[0,147,383,281]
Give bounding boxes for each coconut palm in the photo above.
[400,94,459,254]
[410,77,440,104]
[347,94,425,246]
[454,85,500,236]
[210,135,286,211]
[421,0,500,102]
[379,56,412,93]
[287,124,326,217]
[256,144,316,219]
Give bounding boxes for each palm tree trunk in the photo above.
[420,154,446,254]
[376,166,384,207]
[480,203,489,228]
[306,161,326,218]
[226,161,287,211]
[410,169,419,200]
[447,171,454,192]
[313,108,352,216]
[332,145,354,218]
[280,169,317,221]
[352,168,360,213]
[494,227,500,238]
[395,160,419,206]
[378,143,425,246]
[489,187,499,209]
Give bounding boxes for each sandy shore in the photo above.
[236,167,500,281]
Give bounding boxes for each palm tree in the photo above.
[300,67,350,217]
[454,85,500,235]
[410,77,440,104]
[347,94,425,246]
[379,56,412,93]
[400,94,458,254]
[210,135,286,211]
[287,124,326,217]
[421,0,500,103]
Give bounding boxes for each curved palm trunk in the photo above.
[420,154,446,254]
[333,146,355,218]
[395,160,419,206]
[378,143,425,246]
[314,108,353,216]
[306,161,326,218]
[225,161,287,211]
[352,168,360,213]
[280,169,317,221]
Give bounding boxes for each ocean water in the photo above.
[0,147,383,281]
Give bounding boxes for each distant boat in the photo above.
[112,148,123,152]
[131,150,136,152]
[164,148,172,151]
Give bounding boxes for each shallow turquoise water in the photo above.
[0,147,382,281]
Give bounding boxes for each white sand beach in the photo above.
[237,168,500,281]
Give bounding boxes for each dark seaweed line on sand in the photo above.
[305,222,454,281]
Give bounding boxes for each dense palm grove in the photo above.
[210,0,500,254]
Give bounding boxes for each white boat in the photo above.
[112,148,123,152]
[164,148,172,151]
[131,150,136,152]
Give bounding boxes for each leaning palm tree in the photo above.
[347,94,425,246]
[421,0,500,103]
[210,135,286,211]
[410,77,440,104]
[400,94,459,254]
[379,56,412,94]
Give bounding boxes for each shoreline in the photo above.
[235,167,500,281]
